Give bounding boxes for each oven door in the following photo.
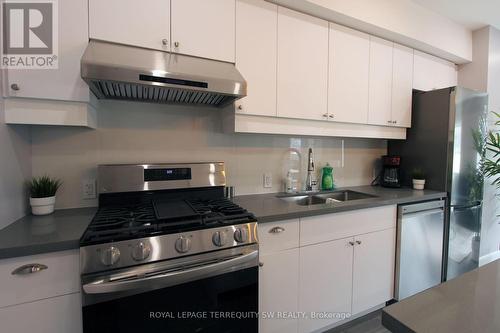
[81,245,258,333]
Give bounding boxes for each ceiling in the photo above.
[412,0,500,31]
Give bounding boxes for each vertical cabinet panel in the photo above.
[277,7,328,121]
[392,44,414,127]
[328,23,370,124]
[413,50,457,91]
[299,238,354,333]
[235,0,277,117]
[368,37,394,126]
[89,0,171,52]
[352,228,396,314]
[171,0,235,62]
[260,249,299,333]
[6,0,90,102]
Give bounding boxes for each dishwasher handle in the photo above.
[402,208,444,220]
[400,200,445,215]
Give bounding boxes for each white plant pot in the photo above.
[30,196,56,216]
[412,179,426,190]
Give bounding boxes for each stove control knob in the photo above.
[212,231,228,247]
[131,241,151,261]
[100,246,120,266]
[234,228,248,243]
[175,236,191,253]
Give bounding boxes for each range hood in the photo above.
[81,40,246,107]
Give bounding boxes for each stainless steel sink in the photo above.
[278,190,377,206]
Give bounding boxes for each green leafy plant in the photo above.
[411,168,425,180]
[485,112,500,188]
[28,176,62,198]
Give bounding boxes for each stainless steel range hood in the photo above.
[81,40,246,107]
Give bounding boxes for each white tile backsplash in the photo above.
[30,100,387,209]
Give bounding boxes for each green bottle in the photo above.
[321,163,334,191]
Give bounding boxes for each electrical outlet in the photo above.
[263,173,272,188]
[82,179,96,199]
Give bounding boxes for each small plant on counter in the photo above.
[412,168,426,190]
[28,176,62,215]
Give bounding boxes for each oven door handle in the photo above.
[83,250,258,294]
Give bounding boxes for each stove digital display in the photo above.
[144,168,192,182]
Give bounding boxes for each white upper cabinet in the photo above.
[368,37,394,127]
[89,0,170,52]
[277,7,328,121]
[235,0,277,117]
[328,23,370,124]
[391,44,414,127]
[413,50,457,91]
[171,0,235,62]
[5,0,90,102]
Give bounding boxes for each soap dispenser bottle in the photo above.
[321,163,334,191]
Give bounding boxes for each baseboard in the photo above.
[479,250,500,266]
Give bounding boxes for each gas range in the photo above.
[79,162,258,276]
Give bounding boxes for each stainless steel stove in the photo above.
[80,162,258,333]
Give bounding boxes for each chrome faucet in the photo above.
[305,148,315,191]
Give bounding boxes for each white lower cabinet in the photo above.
[298,237,354,333]
[259,249,299,333]
[259,206,397,333]
[352,228,396,314]
[0,293,82,333]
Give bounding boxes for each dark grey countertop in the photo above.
[233,185,446,223]
[382,259,500,333]
[0,207,96,259]
[0,186,445,260]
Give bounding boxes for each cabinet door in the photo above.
[328,23,369,124]
[89,0,170,52]
[367,37,393,126]
[392,44,413,128]
[299,238,354,333]
[171,0,235,62]
[5,0,89,102]
[260,249,299,333]
[235,0,277,117]
[352,228,396,314]
[0,293,82,333]
[413,50,457,91]
[277,7,328,121]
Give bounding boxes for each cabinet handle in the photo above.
[174,42,180,48]
[269,226,285,234]
[387,120,392,124]
[10,83,20,91]
[161,39,168,46]
[259,262,264,267]
[328,114,334,119]
[356,240,362,245]
[348,241,355,246]
[322,113,328,118]
[237,105,243,111]
[11,263,48,275]
[393,120,397,124]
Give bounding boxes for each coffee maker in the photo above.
[380,155,401,188]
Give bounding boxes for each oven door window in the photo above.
[83,267,258,333]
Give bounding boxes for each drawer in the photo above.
[0,293,82,333]
[258,219,299,254]
[300,205,396,246]
[0,250,80,308]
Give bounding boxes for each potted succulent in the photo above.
[412,169,426,190]
[28,176,62,215]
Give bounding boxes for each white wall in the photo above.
[0,76,32,229]
[271,0,472,63]
[30,100,386,209]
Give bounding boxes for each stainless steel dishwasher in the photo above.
[395,199,445,300]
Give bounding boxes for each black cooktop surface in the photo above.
[80,197,256,246]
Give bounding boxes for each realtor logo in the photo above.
[1,0,58,69]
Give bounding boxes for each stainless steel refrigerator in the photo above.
[389,86,488,281]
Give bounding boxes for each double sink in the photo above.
[277,190,377,206]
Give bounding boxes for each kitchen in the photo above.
[0,0,499,332]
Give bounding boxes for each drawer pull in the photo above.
[259,262,264,267]
[348,241,355,246]
[356,240,362,245]
[11,263,48,275]
[269,226,285,234]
